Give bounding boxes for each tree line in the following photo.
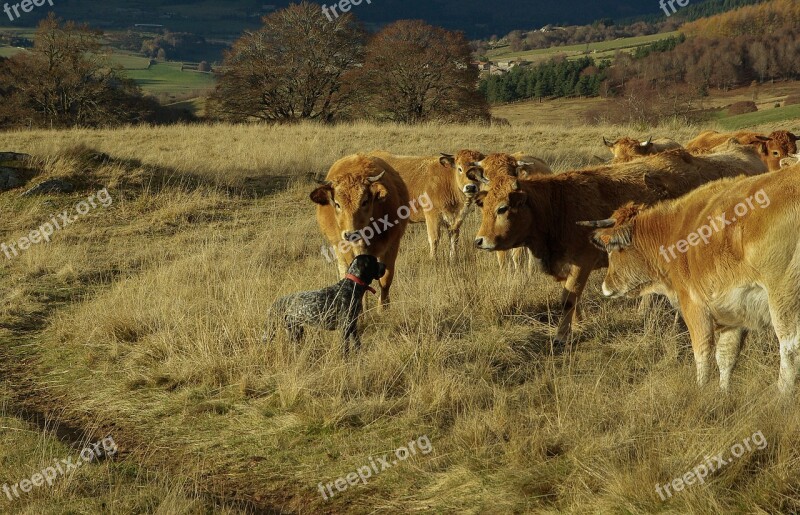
[480,58,608,104]
[209,2,489,124]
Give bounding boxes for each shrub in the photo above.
[727,101,758,116]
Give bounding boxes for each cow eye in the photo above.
[497,205,509,215]
[457,167,463,174]
[334,202,341,209]
[773,151,780,157]
[360,198,369,207]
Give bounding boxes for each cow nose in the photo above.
[474,237,483,248]
[464,184,477,194]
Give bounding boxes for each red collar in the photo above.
[345,273,376,294]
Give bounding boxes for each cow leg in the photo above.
[424,212,441,260]
[496,251,508,270]
[378,242,400,308]
[716,327,746,391]
[510,248,524,271]
[555,262,595,343]
[769,295,800,394]
[526,248,535,275]
[681,300,715,387]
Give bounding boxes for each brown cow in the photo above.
[470,146,768,343]
[588,166,800,392]
[686,129,798,171]
[462,152,554,271]
[603,136,682,163]
[311,154,410,306]
[367,150,480,259]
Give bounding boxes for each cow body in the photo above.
[604,136,682,163]
[687,130,798,171]
[471,147,769,342]
[311,154,410,306]
[368,151,475,259]
[592,164,800,392]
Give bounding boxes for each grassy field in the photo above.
[486,31,682,62]
[1,120,800,513]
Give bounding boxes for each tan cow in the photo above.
[461,152,554,271]
[367,150,480,259]
[471,146,768,343]
[686,130,798,171]
[311,154,410,306]
[588,165,800,392]
[603,136,683,163]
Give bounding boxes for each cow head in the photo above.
[764,131,799,171]
[603,136,653,162]
[440,149,484,196]
[464,153,535,191]
[473,175,532,252]
[310,156,391,253]
[579,203,653,299]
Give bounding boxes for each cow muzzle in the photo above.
[474,237,495,251]
[342,231,362,243]
[463,184,478,195]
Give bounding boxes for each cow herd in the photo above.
[306,128,800,392]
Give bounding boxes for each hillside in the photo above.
[1,120,799,512]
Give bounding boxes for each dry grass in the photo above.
[2,121,800,513]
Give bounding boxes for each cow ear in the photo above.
[789,132,799,143]
[474,191,488,208]
[509,190,527,208]
[310,184,333,205]
[370,182,389,202]
[439,154,455,168]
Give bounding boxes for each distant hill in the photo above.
[2,0,687,39]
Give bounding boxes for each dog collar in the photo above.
[345,274,376,294]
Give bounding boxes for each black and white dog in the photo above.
[269,255,386,354]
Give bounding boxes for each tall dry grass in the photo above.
[1,121,799,513]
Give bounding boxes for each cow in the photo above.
[367,150,481,259]
[460,152,554,271]
[686,130,798,171]
[470,145,769,343]
[310,154,410,306]
[587,165,800,393]
[603,136,682,163]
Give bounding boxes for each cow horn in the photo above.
[440,153,454,158]
[603,137,613,148]
[576,219,616,228]
[367,170,386,183]
[641,136,653,146]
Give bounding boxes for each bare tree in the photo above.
[210,2,364,123]
[352,20,489,124]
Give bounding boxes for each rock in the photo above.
[0,166,22,191]
[20,179,74,197]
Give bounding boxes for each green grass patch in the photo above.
[121,61,216,95]
[717,103,800,130]
[487,31,682,62]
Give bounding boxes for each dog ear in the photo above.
[310,184,333,205]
